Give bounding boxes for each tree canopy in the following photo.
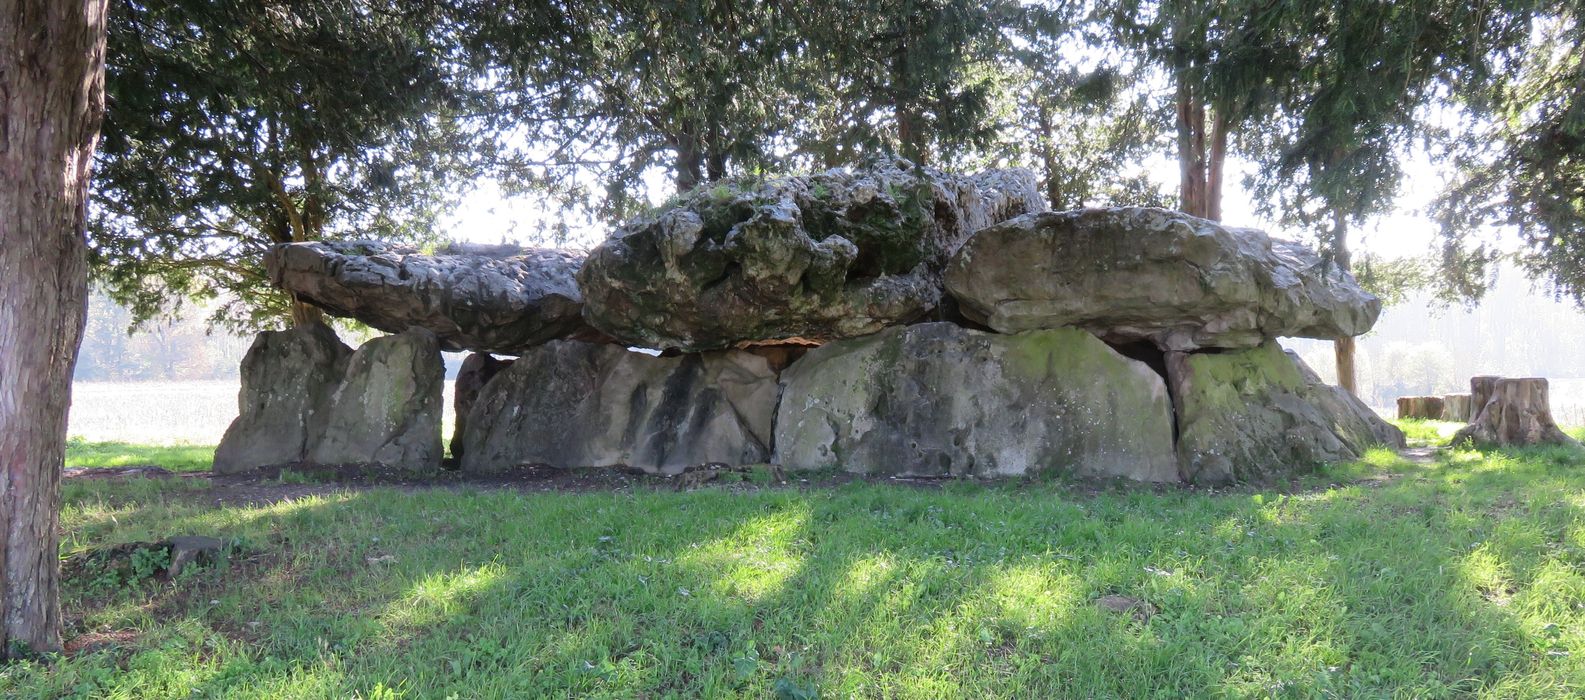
[92,0,492,329]
[1436,3,1585,303]
[86,0,1585,333]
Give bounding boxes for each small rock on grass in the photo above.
[166,535,226,579]
[1095,594,1156,622]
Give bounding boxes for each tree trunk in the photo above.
[1175,79,1207,219]
[266,172,324,327]
[1036,104,1063,209]
[1451,378,1580,448]
[1205,109,1229,222]
[674,132,703,194]
[896,99,925,165]
[290,298,324,327]
[1330,209,1357,395]
[0,0,110,659]
[891,29,927,166]
[702,113,729,184]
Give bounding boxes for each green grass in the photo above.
[8,438,1585,697]
[1395,418,1464,446]
[65,438,216,474]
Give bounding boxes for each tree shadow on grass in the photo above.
[25,449,1585,698]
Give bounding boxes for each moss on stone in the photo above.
[775,324,1177,481]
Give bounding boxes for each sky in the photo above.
[442,145,1463,262]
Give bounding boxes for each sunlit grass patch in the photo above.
[1392,418,1462,446]
[65,437,215,473]
[8,443,1585,698]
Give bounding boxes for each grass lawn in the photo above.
[5,434,1585,697]
[65,438,217,474]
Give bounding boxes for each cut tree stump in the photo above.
[1396,395,1445,420]
[1442,393,1473,422]
[1469,376,1501,419]
[1450,378,1581,448]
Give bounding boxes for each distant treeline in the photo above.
[1289,264,1585,408]
[74,293,252,381]
[74,293,475,382]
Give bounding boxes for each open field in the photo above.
[7,430,1585,698]
[68,381,458,448]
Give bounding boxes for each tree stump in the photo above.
[1441,393,1473,422]
[1469,376,1501,418]
[1450,378,1581,448]
[1396,395,1445,420]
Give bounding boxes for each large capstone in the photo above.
[1169,342,1405,485]
[459,342,779,473]
[266,240,598,355]
[307,328,445,471]
[945,207,1381,351]
[213,324,445,473]
[214,324,351,474]
[773,323,1178,481]
[578,160,1044,351]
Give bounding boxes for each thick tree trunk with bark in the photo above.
[1452,378,1581,448]
[1172,82,1228,222]
[673,132,704,194]
[0,0,110,658]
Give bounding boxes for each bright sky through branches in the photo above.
[444,146,1472,261]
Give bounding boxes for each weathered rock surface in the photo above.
[945,207,1381,351]
[214,324,351,474]
[1169,343,1405,484]
[308,329,445,470]
[773,323,1178,481]
[450,353,514,463]
[578,159,1044,351]
[460,342,779,473]
[215,325,445,473]
[1289,351,1408,451]
[266,240,597,355]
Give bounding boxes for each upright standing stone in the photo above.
[460,341,779,473]
[1170,343,1405,485]
[308,328,445,470]
[214,324,352,474]
[450,352,514,463]
[773,323,1179,481]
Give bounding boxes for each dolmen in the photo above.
[220,159,1403,484]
